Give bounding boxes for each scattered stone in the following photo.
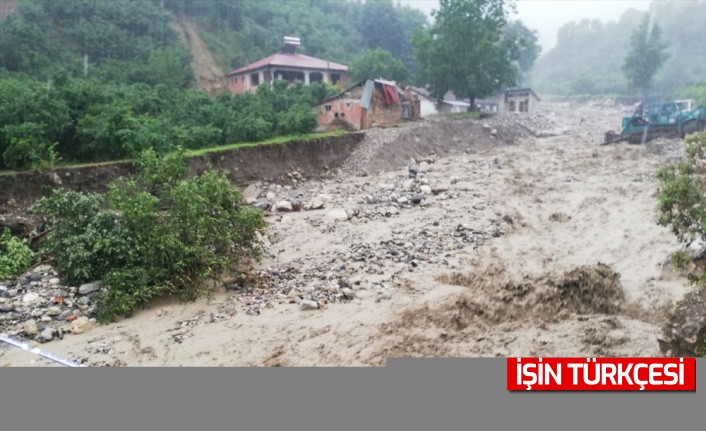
[49,172,63,186]
[23,319,38,336]
[307,194,332,210]
[266,192,276,201]
[375,292,393,303]
[660,287,706,357]
[78,282,100,296]
[242,183,261,201]
[327,209,349,221]
[39,327,54,342]
[420,185,432,195]
[687,239,706,260]
[46,306,62,316]
[300,300,319,310]
[22,292,40,304]
[276,200,293,212]
[71,316,94,334]
[254,200,271,211]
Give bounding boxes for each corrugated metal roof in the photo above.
[442,100,470,107]
[410,86,431,99]
[226,52,348,76]
[359,80,375,109]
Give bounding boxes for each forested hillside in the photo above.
[162,0,428,79]
[531,0,706,97]
[0,0,350,170]
[0,0,429,85]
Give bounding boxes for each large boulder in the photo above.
[660,287,706,357]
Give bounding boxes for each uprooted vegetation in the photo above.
[27,149,265,323]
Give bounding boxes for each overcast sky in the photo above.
[399,0,654,51]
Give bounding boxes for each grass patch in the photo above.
[186,130,347,157]
[670,250,691,270]
[0,131,349,175]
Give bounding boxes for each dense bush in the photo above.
[0,228,35,280]
[657,131,706,284]
[657,132,706,244]
[0,73,327,170]
[31,149,266,322]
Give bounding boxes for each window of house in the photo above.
[335,113,339,118]
[310,72,324,83]
[346,102,352,110]
[250,73,259,86]
[331,73,341,85]
[341,113,345,118]
[325,105,332,112]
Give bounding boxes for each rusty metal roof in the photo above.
[226,52,348,76]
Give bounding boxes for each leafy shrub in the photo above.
[0,228,35,280]
[657,131,706,285]
[31,149,266,322]
[656,131,706,244]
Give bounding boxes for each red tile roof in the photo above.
[226,52,348,76]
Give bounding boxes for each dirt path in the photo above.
[1,102,690,367]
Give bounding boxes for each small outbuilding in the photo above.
[499,88,541,113]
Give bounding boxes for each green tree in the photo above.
[623,15,670,98]
[349,49,409,83]
[412,0,521,109]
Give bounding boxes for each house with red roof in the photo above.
[225,37,349,94]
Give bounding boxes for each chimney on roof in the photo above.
[283,36,300,54]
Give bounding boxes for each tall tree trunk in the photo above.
[467,96,476,112]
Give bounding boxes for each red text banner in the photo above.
[507,357,696,391]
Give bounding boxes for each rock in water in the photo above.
[300,300,319,311]
[307,194,332,210]
[660,287,706,357]
[276,201,293,212]
[327,209,349,221]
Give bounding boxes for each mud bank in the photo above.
[0,132,365,211]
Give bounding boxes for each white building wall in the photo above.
[419,99,438,117]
